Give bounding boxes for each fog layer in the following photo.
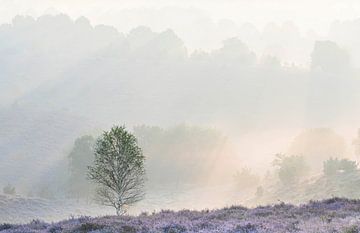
[1,9,360,220]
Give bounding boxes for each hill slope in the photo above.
[2,198,360,233]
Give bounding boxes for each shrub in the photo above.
[3,183,16,195]
[272,154,309,185]
[323,158,357,176]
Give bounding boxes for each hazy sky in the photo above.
[1,0,360,34]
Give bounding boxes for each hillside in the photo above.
[1,198,360,233]
[0,194,112,224]
[2,14,360,129]
[0,106,98,193]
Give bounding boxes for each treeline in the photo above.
[4,125,360,207]
[64,126,360,205]
[65,124,232,199]
[1,14,359,130]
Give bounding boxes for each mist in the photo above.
[2,0,360,224]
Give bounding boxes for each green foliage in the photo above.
[88,126,145,215]
[273,154,308,185]
[3,183,16,195]
[68,135,95,198]
[323,158,357,177]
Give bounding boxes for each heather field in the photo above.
[2,198,360,233]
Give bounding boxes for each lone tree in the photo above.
[88,126,146,215]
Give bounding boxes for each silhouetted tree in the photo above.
[68,135,96,198]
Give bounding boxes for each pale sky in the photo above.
[1,0,360,33]
[1,0,360,54]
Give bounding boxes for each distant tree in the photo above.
[3,184,16,195]
[212,38,256,66]
[311,40,350,73]
[272,154,309,185]
[352,129,360,158]
[323,158,357,177]
[255,186,264,199]
[88,126,145,215]
[68,135,96,198]
[234,167,260,190]
[288,128,346,171]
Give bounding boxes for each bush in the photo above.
[272,154,309,185]
[3,183,16,195]
[323,158,357,176]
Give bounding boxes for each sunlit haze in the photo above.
[2,1,360,230]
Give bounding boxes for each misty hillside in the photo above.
[1,13,360,202]
[3,10,360,226]
[1,14,360,129]
[0,194,113,224]
[0,106,96,193]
